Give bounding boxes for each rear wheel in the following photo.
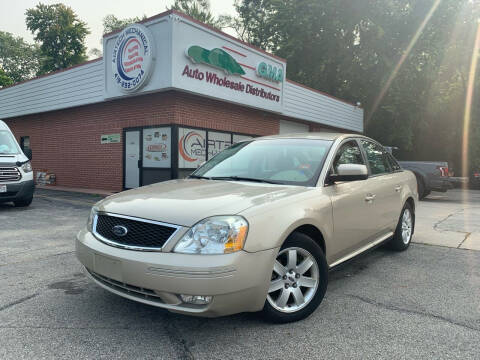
[415,174,427,200]
[263,232,328,323]
[387,202,414,251]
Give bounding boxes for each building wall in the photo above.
[284,80,364,132]
[5,91,283,191]
[0,59,104,120]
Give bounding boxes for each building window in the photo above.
[20,136,30,151]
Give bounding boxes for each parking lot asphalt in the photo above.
[0,188,479,359]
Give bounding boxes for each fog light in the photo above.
[180,294,212,305]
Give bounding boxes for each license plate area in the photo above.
[0,184,6,193]
[94,254,122,282]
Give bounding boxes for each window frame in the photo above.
[359,139,393,177]
[331,139,366,173]
[324,137,367,185]
[385,151,403,173]
[20,136,31,152]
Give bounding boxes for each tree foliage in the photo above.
[169,0,228,29]
[102,14,147,35]
[0,67,13,88]
[0,31,41,83]
[232,0,480,173]
[25,3,90,74]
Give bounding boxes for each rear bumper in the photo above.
[0,180,35,203]
[430,178,453,192]
[76,229,278,317]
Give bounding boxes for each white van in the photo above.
[0,120,34,206]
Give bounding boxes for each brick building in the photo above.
[0,10,363,192]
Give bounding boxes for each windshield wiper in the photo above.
[210,176,280,184]
[188,175,212,180]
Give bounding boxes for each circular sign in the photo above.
[179,131,205,163]
[111,24,155,92]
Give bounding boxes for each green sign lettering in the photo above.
[256,62,283,83]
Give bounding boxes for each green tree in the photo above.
[231,0,480,171]
[169,0,228,29]
[25,3,90,74]
[0,67,13,88]
[0,31,41,83]
[102,14,147,35]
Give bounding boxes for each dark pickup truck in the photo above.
[384,147,451,200]
[397,161,452,200]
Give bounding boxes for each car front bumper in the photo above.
[0,180,35,203]
[76,229,278,317]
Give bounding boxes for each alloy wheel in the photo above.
[267,247,319,313]
[401,209,413,244]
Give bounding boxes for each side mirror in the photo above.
[24,148,32,161]
[330,164,368,182]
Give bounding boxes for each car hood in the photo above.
[97,179,309,227]
[0,153,28,165]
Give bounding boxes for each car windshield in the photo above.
[0,130,19,155]
[191,138,333,186]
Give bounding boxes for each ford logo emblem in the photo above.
[112,225,128,237]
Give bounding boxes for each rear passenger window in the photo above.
[333,140,364,172]
[361,140,391,175]
[385,152,402,172]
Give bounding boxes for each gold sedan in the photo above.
[76,133,417,323]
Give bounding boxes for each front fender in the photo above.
[240,190,333,257]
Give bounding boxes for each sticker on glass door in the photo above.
[125,130,140,188]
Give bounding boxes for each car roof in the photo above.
[253,132,366,142]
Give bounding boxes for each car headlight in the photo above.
[21,161,32,173]
[174,216,248,254]
[86,207,98,232]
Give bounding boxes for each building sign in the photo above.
[101,133,121,144]
[181,64,280,103]
[111,24,155,92]
[187,46,245,75]
[106,15,286,113]
[143,127,171,168]
[256,62,283,83]
[178,128,206,168]
[207,131,231,159]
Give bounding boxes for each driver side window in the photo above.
[333,140,365,172]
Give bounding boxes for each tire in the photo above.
[262,232,328,323]
[415,174,426,200]
[387,202,414,251]
[14,196,33,207]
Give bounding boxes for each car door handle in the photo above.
[395,185,402,192]
[365,193,376,202]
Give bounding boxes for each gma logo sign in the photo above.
[256,62,284,83]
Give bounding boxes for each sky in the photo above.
[0,0,236,55]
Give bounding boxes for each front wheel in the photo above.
[262,232,328,323]
[14,196,33,207]
[387,202,414,251]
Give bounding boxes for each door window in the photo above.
[361,140,391,175]
[20,136,30,151]
[332,140,365,172]
[385,152,402,172]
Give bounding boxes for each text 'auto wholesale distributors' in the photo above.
[181,65,280,102]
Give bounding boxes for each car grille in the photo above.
[87,269,164,304]
[0,167,21,183]
[94,214,179,250]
